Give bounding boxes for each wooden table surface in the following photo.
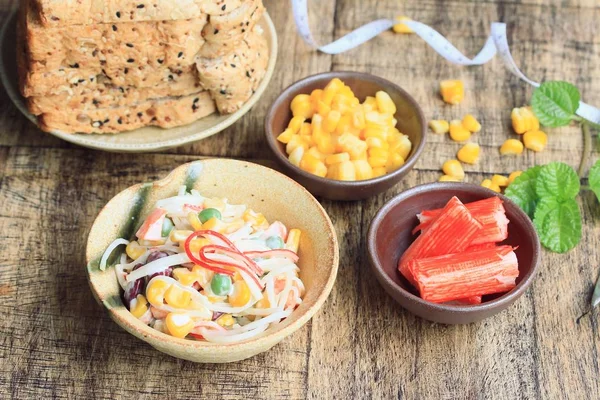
[1,0,599,399]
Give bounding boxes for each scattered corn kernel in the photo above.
[126,241,146,260]
[131,295,149,319]
[508,171,522,184]
[491,174,509,187]
[229,281,251,307]
[429,120,450,134]
[393,16,414,34]
[216,314,235,328]
[202,217,227,233]
[481,179,501,193]
[442,160,465,180]
[164,285,192,309]
[500,139,524,155]
[440,80,464,105]
[439,175,461,182]
[523,130,548,152]
[187,212,203,231]
[165,313,195,339]
[449,120,471,142]
[281,78,411,181]
[511,106,539,134]
[462,114,482,133]
[146,279,170,306]
[457,143,480,165]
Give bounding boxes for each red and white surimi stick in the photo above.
[408,245,519,304]
[398,196,483,285]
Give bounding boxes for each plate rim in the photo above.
[0,9,278,153]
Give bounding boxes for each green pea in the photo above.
[266,236,284,249]
[199,208,222,224]
[211,274,232,296]
[161,217,174,237]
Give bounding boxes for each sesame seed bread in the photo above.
[33,0,243,27]
[39,91,216,134]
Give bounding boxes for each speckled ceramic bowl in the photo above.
[86,159,339,363]
[368,183,540,324]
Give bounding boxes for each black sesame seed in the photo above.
[168,75,174,80]
[178,52,183,58]
[70,63,80,68]
[137,112,143,118]
[157,59,164,64]
[137,4,145,9]
[246,71,251,78]
[221,4,226,11]
[116,11,121,18]
[151,117,157,122]
[124,68,129,74]
[241,29,245,33]
[104,118,110,123]
[93,99,100,106]
[78,79,85,83]
[220,89,226,95]
[112,25,117,32]
[117,118,123,124]
[127,58,134,63]
[126,43,134,48]
[230,64,236,68]
[214,29,219,35]
[119,87,125,93]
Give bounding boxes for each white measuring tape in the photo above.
[291,0,600,124]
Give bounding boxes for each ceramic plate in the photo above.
[0,10,278,152]
[86,159,339,363]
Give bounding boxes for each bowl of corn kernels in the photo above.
[265,71,427,201]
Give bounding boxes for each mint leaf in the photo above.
[535,162,580,200]
[588,159,600,203]
[531,81,580,127]
[538,198,582,253]
[505,166,542,218]
[533,197,560,233]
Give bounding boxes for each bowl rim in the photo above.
[0,10,278,153]
[85,158,340,351]
[265,71,427,187]
[367,182,541,314]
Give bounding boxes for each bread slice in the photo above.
[33,0,243,27]
[196,29,268,114]
[28,75,204,115]
[23,0,207,72]
[39,91,216,134]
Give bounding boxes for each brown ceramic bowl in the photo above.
[367,183,541,324]
[265,71,426,201]
[86,159,339,363]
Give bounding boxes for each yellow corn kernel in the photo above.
[372,167,387,178]
[442,159,465,180]
[306,146,326,161]
[393,16,414,33]
[291,94,314,119]
[386,153,405,173]
[387,128,403,143]
[173,267,197,286]
[131,295,149,318]
[340,85,356,99]
[492,174,509,187]
[368,147,389,160]
[186,237,211,254]
[216,314,235,328]
[392,135,412,160]
[333,115,352,135]
[165,313,195,339]
[164,285,192,309]
[242,209,268,230]
[440,80,465,105]
[323,110,342,133]
[338,133,368,158]
[462,114,482,133]
[286,135,309,155]
[285,229,302,253]
[315,100,331,116]
[146,279,170,306]
[169,230,193,243]
[314,163,328,178]
[288,116,305,134]
[500,139,524,155]
[429,120,450,134]
[300,153,327,174]
[299,122,312,136]
[363,96,378,112]
[457,143,480,165]
[229,281,251,307]
[511,106,539,134]
[255,296,270,309]
[449,120,471,142]
[336,161,357,181]
[368,156,388,169]
[315,134,336,155]
[352,160,373,180]
[375,91,397,115]
[310,89,323,105]
[508,171,522,184]
[187,212,203,231]
[351,106,366,130]
[366,137,388,150]
[277,128,295,144]
[481,179,501,193]
[202,217,226,233]
[311,113,324,139]
[523,130,548,152]
[325,152,350,165]
[322,80,342,106]
[439,175,461,182]
[126,241,146,260]
[364,124,388,141]
[288,146,305,167]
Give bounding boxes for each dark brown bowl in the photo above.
[265,71,427,201]
[367,183,541,324]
